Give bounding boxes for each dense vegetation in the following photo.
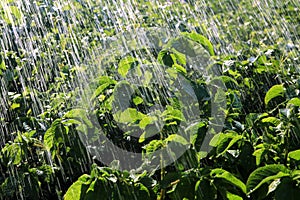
[0,0,299,199]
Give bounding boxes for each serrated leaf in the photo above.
[264,84,285,105]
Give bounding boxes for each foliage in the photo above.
[0,0,299,200]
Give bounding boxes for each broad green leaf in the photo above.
[217,135,243,156]
[10,103,20,110]
[118,56,138,77]
[246,164,290,194]
[133,96,143,105]
[10,6,22,20]
[210,168,246,193]
[144,139,164,153]
[114,108,146,123]
[139,122,161,143]
[165,134,189,145]
[288,149,300,161]
[214,88,226,103]
[64,174,91,200]
[172,48,187,66]
[172,63,187,74]
[64,109,93,128]
[91,83,110,100]
[253,148,267,166]
[288,98,300,106]
[261,117,280,126]
[264,84,285,105]
[44,119,62,151]
[225,191,243,200]
[183,32,215,56]
[0,60,6,70]
[214,75,239,86]
[162,106,185,122]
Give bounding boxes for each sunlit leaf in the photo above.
[288,98,300,106]
[288,150,300,161]
[182,32,215,56]
[246,164,290,194]
[64,174,91,200]
[165,134,189,145]
[210,168,246,193]
[264,84,285,105]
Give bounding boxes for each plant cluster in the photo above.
[0,0,299,199]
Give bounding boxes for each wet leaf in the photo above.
[264,85,285,105]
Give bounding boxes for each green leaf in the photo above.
[217,135,243,156]
[253,148,267,166]
[133,96,144,105]
[210,168,246,194]
[288,98,300,106]
[44,119,62,151]
[162,105,185,122]
[118,56,138,77]
[139,122,161,143]
[246,164,290,194]
[288,149,300,161]
[113,108,146,123]
[0,60,6,70]
[64,109,93,128]
[261,117,280,126]
[172,48,187,66]
[64,174,91,200]
[10,103,20,110]
[144,139,164,153]
[10,6,22,20]
[225,191,243,200]
[183,32,215,56]
[214,75,239,87]
[91,83,111,100]
[214,88,226,103]
[165,134,189,145]
[85,178,106,200]
[264,84,285,105]
[172,63,187,74]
